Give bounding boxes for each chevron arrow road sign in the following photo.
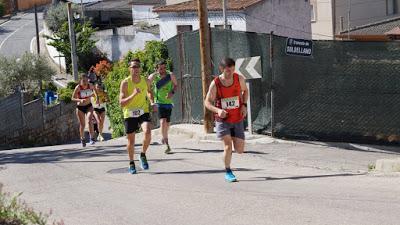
[235,56,262,79]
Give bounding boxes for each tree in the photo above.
[0,53,55,98]
[44,2,78,33]
[94,60,112,79]
[45,21,97,73]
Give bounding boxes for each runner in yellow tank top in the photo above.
[119,59,155,174]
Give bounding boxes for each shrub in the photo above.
[0,53,55,98]
[44,2,79,33]
[94,60,112,79]
[104,41,171,138]
[0,1,5,17]
[0,186,63,225]
[57,81,77,103]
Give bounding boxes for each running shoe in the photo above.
[128,165,137,174]
[164,145,172,154]
[81,139,86,147]
[89,138,95,145]
[139,154,149,170]
[98,134,105,142]
[225,171,237,182]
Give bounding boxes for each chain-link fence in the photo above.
[166,29,400,144]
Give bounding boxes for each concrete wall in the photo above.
[311,0,334,40]
[0,92,79,150]
[16,0,51,11]
[132,5,159,26]
[312,0,400,39]
[158,12,247,40]
[245,0,312,39]
[94,26,160,61]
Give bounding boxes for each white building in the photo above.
[154,0,312,41]
[311,0,400,40]
[132,0,165,26]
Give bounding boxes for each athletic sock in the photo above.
[129,160,135,167]
[140,152,146,158]
[226,168,232,173]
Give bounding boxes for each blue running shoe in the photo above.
[128,165,137,174]
[139,155,149,170]
[225,171,237,182]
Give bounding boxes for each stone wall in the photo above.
[0,92,79,150]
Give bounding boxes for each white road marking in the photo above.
[0,17,34,51]
[30,30,44,53]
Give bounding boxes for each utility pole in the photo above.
[80,0,85,23]
[67,2,79,81]
[197,0,213,133]
[34,4,42,93]
[222,0,228,29]
[347,0,351,40]
[34,5,40,55]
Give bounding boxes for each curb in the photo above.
[153,125,284,145]
[375,158,400,173]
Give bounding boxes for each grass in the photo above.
[0,184,63,225]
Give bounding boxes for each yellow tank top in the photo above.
[122,76,150,118]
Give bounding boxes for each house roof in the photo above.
[340,16,400,35]
[153,0,263,13]
[84,0,165,11]
[84,0,132,11]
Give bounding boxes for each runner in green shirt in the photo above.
[148,59,178,154]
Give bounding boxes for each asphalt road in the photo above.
[0,12,43,58]
[1,127,400,225]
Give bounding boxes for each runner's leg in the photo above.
[141,121,152,154]
[222,135,233,169]
[87,108,95,142]
[127,133,135,161]
[76,109,86,140]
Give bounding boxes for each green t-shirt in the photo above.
[153,73,174,105]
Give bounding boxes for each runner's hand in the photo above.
[217,109,228,119]
[241,105,247,118]
[132,88,141,97]
[167,92,173,99]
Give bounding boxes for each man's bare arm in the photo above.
[204,81,220,114]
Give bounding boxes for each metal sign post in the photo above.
[246,81,253,135]
[235,56,262,135]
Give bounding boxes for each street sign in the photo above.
[235,56,262,79]
[234,56,262,135]
[286,38,313,57]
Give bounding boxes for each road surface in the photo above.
[0,12,43,58]
[1,126,400,225]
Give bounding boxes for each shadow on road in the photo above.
[149,168,260,175]
[174,148,268,155]
[240,173,367,182]
[0,146,126,165]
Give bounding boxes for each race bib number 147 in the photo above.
[221,96,240,110]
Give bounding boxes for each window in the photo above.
[215,24,232,30]
[177,25,193,34]
[311,3,317,22]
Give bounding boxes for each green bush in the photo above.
[104,41,171,138]
[57,81,77,103]
[0,187,62,225]
[0,1,5,17]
